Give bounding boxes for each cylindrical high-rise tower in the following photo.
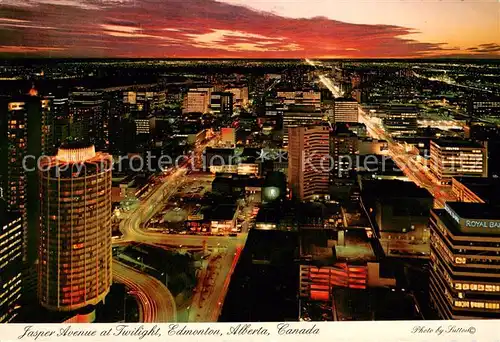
[38,143,112,311]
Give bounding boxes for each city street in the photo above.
[112,261,177,322]
[357,106,456,208]
[307,58,457,208]
[113,134,248,322]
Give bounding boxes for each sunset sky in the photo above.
[0,0,499,58]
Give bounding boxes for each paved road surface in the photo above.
[113,260,177,323]
[114,134,247,322]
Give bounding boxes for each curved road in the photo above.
[114,134,246,322]
[113,260,177,323]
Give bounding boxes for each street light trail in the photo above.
[114,133,247,322]
[113,260,177,322]
[306,58,457,208]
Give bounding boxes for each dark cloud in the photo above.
[467,43,500,53]
[0,0,494,58]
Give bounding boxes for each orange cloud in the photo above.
[0,0,497,58]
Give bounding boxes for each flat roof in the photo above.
[446,202,500,221]
[301,229,376,263]
[208,204,237,221]
[284,105,320,112]
[433,207,500,238]
[334,97,357,102]
[453,177,500,204]
[431,139,483,148]
[361,179,432,199]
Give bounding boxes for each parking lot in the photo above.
[145,174,214,234]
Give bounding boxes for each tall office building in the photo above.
[134,119,151,135]
[288,125,330,200]
[333,98,358,123]
[0,200,23,323]
[283,105,326,146]
[69,90,108,151]
[277,90,321,110]
[429,139,487,184]
[123,90,166,117]
[468,99,500,118]
[383,107,418,137]
[331,125,359,180]
[210,92,233,117]
[48,92,70,155]
[429,202,500,319]
[38,143,112,312]
[0,96,46,265]
[226,85,248,108]
[183,90,209,114]
[108,90,127,156]
[39,98,53,156]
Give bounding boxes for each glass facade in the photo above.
[38,146,112,311]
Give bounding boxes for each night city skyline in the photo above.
[0,0,500,328]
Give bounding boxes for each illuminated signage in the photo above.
[446,204,500,230]
[8,102,24,111]
[445,204,460,224]
[464,220,500,229]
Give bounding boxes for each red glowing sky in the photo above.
[0,0,499,58]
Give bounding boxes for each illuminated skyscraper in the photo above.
[331,125,358,180]
[123,89,167,117]
[46,90,69,154]
[210,92,233,117]
[69,90,108,151]
[183,90,209,114]
[0,200,23,323]
[283,105,326,146]
[288,125,330,200]
[429,202,500,319]
[38,143,112,311]
[0,95,47,266]
[226,85,248,108]
[429,139,487,184]
[333,98,359,123]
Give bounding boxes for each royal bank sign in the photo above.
[445,203,500,233]
[464,220,500,229]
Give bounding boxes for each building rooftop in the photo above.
[453,177,500,204]
[380,104,419,112]
[208,204,237,221]
[284,105,320,113]
[361,180,432,199]
[446,201,500,221]
[255,206,280,224]
[333,123,357,136]
[301,229,376,264]
[433,207,500,239]
[431,138,484,148]
[334,97,357,102]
